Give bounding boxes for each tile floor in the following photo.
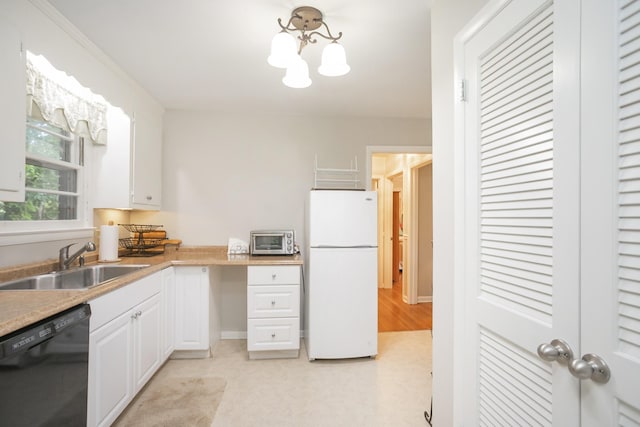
[155,330,432,427]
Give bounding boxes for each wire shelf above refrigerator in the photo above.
[314,155,361,189]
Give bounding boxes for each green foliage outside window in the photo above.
[0,119,77,221]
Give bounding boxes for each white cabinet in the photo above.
[93,108,162,210]
[174,267,210,354]
[88,306,132,427]
[92,107,131,208]
[130,111,162,208]
[132,294,162,391]
[161,267,175,360]
[0,17,25,202]
[247,265,301,359]
[88,272,162,427]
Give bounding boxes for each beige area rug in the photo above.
[114,375,226,427]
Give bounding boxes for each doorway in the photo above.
[368,147,433,332]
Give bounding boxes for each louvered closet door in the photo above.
[460,0,581,424]
[580,0,640,425]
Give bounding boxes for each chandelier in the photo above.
[268,6,350,89]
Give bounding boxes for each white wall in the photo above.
[431,0,489,425]
[134,111,430,250]
[132,111,430,332]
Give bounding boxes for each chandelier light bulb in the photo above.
[270,6,349,88]
[318,42,350,77]
[268,31,297,68]
[283,56,312,88]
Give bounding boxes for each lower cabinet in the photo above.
[174,266,210,353]
[247,265,301,359]
[87,272,162,427]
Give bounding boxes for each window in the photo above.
[0,117,84,221]
[0,51,107,244]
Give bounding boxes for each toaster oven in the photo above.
[250,230,295,255]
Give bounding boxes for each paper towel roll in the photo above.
[99,225,119,261]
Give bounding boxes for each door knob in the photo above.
[568,353,611,383]
[537,339,573,365]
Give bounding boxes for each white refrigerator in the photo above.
[304,189,378,360]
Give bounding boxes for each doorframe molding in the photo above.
[366,145,431,305]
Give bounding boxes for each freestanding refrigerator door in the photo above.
[308,190,377,247]
[306,247,378,360]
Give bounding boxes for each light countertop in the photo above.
[0,247,303,337]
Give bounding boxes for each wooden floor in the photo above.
[378,278,433,332]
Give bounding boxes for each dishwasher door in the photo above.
[0,303,91,427]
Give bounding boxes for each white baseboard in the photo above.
[170,348,211,359]
[221,331,247,340]
[418,296,433,303]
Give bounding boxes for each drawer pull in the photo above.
[271,333,276,338]
[271,300,276,305]
[272,273,276,280]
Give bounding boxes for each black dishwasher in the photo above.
[0,304,91,427]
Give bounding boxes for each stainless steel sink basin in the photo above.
[0,264,150,291]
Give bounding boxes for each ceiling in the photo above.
[47,0,431,120]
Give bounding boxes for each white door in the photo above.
[458,0,640,425]
[580,1,640,425]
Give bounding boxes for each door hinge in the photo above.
[459,79,467,103]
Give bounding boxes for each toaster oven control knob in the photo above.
[286,232,293,238]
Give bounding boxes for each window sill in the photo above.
[0,227,95,246]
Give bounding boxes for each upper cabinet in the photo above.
[93,108,162,210]
[0,18,26,202]
[131,111,162,209]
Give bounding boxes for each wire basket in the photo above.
[118,223,165,256]
[119,238,162,250]
[118,224,162,233]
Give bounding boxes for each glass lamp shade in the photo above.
[318,42,351,77]
[268,31,297,68]
[282,56,312,88]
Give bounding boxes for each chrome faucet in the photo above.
[59,242,96,270]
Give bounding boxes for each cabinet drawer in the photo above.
[247,317,300,351]
[247,266,300,285]
[89,272,161,332]
[247,285,299,318]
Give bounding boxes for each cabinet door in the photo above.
[161,267,176,360]
[174,267,210,351]
[0,17,25,202]
[131,111,162,209]
[133,294,161,392]
[92,107,131,208]
[88,312,133,427]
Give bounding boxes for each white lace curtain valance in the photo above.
[25,52,108,145]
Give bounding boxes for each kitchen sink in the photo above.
[0,264,150,291]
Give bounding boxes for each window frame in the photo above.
[0,118,92,245]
